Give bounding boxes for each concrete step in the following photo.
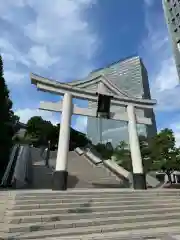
[11,198,180,211]
[14,193,180,201]
[67,151,121,187]
[7,206,180,224]
[8,205,180,224]
[7,202,180,217]
[3,189,180,239]
[4,219,180,239]
[14,189,180,200]
[15,226,180,240]
[13,194,180,205]
[6,211,180,233]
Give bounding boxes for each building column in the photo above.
[52,93,72,190]
[127,104,146,190]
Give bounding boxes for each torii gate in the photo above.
[31,73,156,191]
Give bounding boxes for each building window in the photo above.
[174,28,178,32]
[177,40,180,52]
[170,8,174,17]
[172,18,176,26]
[176,12,180,21]
[172,18,176,25]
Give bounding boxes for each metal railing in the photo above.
[75,146,161,188]
[11,145,32,188]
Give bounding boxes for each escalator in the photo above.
[0,144,20,188]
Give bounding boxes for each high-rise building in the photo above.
[86,56,157,147]
[162,0,180,80]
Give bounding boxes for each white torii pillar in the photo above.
[52,99,146,190]
[30,73,156,190]
[127,105,146,189]
[52,93,72,190]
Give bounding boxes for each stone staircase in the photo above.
[1,189,180,239]
[49,151,123,188]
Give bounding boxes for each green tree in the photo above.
[94,142,114,159]
[70,127,91,149]
[25,116,90,149]
[0,55,14,178]
[139,135,153,172]
[150,128,180,183]
[26,116,54,146]
[113,141,132,171]
[48,124,60,147]
[113,137,152,172]
[9,114,20,138]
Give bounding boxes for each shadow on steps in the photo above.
[67,175,80,188]
[30,164,81,189]
[29,164,52,189]
[67,200,93,213]
[163,183,180,189]
[92,182,128,188]
[30,164,126,190]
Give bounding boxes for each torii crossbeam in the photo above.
[31,73,156,191]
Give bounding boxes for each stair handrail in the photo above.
[78,145,161,188]
[11,144,32,188]
[1,144,20,186]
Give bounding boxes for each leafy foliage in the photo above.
[70,127,91,149]
[94,128,180,176]
[26,116,54,146]
[94,142,113,159]
[25,116,90,149]
[0,55,19,178]
[150,128,180,172]
[113,141,132,171]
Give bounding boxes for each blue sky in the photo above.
[1,0,180,144]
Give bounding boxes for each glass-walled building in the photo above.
[162,0,180,81]
[86,56,157,147]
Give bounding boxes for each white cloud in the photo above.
[0,0,98,89]
[23,0,97,74]
[170,121,180,147]
[144,0,154,7]
[141,6,180,113]
[4,71,25,84]
[15,108,59,125]
[102,126,127,135]
[154,86,180,112]
[141,3,180,146]
[28,45,59,68]
[73,116,87,133]
[0,38,31,67]
[0,0,26,18]
[0,0,98,124]
[152,57,178,92]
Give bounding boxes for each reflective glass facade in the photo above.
[86,56,157,147]
[162,0,180,80]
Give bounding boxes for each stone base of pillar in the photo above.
[52,170,68,191]
[133,173,147,190]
